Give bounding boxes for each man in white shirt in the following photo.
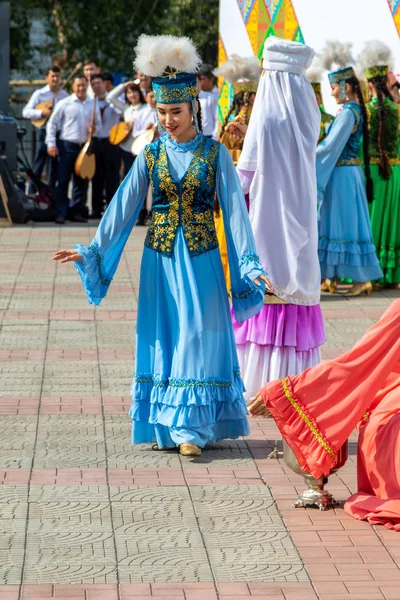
[22,66,68,193]
[134,70,153,98]
[196,64,219,139]
[83,59,101,99]
[90,73,122,218]
[46,75,101,224]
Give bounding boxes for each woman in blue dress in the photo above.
[317,57,383,296]
[52,35,268,457]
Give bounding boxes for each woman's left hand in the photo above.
[247,392,270,417]
[254,274,273,291]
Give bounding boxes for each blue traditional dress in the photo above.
[74,133,265,449]
[317,102,383,281]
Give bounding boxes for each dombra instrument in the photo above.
[109,121,133,146]
[74,98,97,180]
[31,62,83,129]
[131,129,156,156]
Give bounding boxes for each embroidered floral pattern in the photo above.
[238,253,260,268]
[156,84,198,103]
[144,138,220,257]
[281,377,336,457]
[88,240,111,286]
[134,373,240,388]
[231,288,254,299]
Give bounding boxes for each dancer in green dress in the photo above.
[359,41,400,286]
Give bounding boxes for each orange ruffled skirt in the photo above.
[260,299,400,530]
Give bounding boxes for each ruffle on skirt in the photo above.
[231,304,326,351]
[262,377,338,479]
[130,374,249,444]
[237,344,321,402]
[318,238,384,281]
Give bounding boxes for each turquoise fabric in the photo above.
[74,133,265,448]
[337,103,363,162]
[316,103,383,282]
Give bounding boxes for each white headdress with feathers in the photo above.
[320,40,354,72]
[215,55,260,85]
[357,40,393,70]
[306,55,325,83]
[134,35,201,77]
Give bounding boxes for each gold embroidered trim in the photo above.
[181,141,219,253]
[156,84,198,103]
[365,65,388,80]
[370,156,400,166]
[336,157,361,167]
[145,139,219,255]
[281,378,336,457]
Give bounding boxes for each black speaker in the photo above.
[0,155,34,223]
[0,118,17,171]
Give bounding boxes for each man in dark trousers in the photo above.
[46,75,101,224]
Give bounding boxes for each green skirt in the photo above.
[369,164,400,284]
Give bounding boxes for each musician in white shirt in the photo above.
[46,75,101,224]
[83,59,101,99]
[197,64,219,139]
[22,66,68,193]
[107,81,148,177]
[91,73,122,218]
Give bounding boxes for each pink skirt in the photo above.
[232,304,326,401]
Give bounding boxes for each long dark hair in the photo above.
[369,75,394,180]
[346,76,374,203]
[125,83,146,106]
[195,96,203,132]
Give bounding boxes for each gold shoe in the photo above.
[343,281,373,297]
[179,443,202,457]
[321,279,337,294]
[328,280,337,294]
[151,444,176,451]
[320,279,331,292]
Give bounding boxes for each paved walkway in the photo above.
[0,223,399,600]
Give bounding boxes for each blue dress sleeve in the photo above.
[216,143,266,322]
[74,151,149,305]
[316,107,356,200]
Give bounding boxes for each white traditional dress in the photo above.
[232,37,326,400]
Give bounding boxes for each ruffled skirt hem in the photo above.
[129,375,250,446]
[261,377,338,479]
[231,304,326,351]
[236,343,321,402]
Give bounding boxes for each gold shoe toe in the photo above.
[179,443,202,457]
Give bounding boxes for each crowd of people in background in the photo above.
[22,58,219,226]
[22,44,400,295]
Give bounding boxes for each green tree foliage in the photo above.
[10,0,219,74]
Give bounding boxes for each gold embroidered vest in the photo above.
[144,136,220,257]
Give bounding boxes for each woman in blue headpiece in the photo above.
[317,42,383,296]
[52,35,268,457]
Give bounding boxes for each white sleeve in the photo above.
[107,84,129,113]
[22,90,43,120]
[93,102,102,135]
[45,101,64,147]
[212,95,219,139]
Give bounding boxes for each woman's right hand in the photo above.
[52,249,82,263]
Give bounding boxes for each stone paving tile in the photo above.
[0,225,399,596]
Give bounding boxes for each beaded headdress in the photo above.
[358,40,393,81]
[321,40,356,99]
[134,35,201,130]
